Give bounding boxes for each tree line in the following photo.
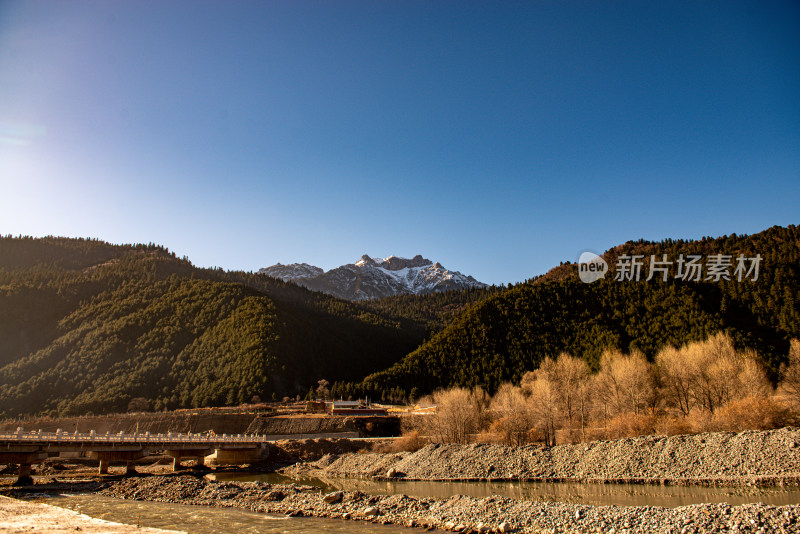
[410,333,800,446]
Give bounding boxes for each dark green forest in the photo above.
[362,225,800,397]
[361,286,504,332]
[1,225,798,416]
[0,237,424,416]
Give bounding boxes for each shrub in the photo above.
[605,411,657,439]
[710,396,794,432]
[373,430,427,453]
[653,415,694,436]
[779,339,800,408]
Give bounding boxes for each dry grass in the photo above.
[604,412,657,439]
[709,396,795,432]
[372,430,427,453]
[653,415,694,436]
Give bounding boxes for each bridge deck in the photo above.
[0,430,267,449]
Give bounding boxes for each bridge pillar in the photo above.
[164,448,213,471]
[205,446,267,467]
[89,450,145,475]
[15,463,33,486]
[0,451,47,485]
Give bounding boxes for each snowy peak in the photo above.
[355,254,377,267]
[355,254,432,270]
[380,254,432,271]
[258,254,486,300]
[257,262,324,282]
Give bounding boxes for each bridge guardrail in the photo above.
[0,431,268,445]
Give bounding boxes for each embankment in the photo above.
[245,415,400,437]
[296,427,800,485]
[0,413,399,438]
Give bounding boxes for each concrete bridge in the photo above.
[0,428,270,484]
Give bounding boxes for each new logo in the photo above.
[578,251,608,283]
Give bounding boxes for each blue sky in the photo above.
[1,1,798,284]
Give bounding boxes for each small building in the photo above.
[329,400,388,416]
[305,400,327,413]
[331,401,360,410]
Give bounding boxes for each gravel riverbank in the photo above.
[290,428,800,485]
[5,428,800,532]
[99,475,800,533]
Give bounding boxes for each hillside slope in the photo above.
[0,237,423,417]
[363,225,800,395]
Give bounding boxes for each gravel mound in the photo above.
[316,428,800,484]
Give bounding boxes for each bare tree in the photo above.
[701,333,740,411]
[423,387,486,444]
[525,375,558,446]
[689,333,770,413]
[779,339,800,407]
[594,349,655,418]
[572,372,593,442]
[553,353,591,428]
[657,333,771,417]
[524,353,591,440]
[737,349,772,398]
[316,379,330,400]
[490,383,535,445]
[656,345,694,416]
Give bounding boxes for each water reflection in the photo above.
[207,472,800,508]
[43,494,411,534]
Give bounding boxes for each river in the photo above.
[209,472,800,508]
[24,474,800,533]
[41,493,411,534]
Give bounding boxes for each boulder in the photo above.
[323,491,343,504]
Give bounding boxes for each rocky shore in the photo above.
[289,428,800,486]
[4,428,800,532]
[100,475,800,533]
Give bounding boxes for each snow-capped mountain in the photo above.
[258,254,487,300]
[259,262,323,281]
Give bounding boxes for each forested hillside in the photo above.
[361,285,504,332]
[362,225,800,397]
[3,226,798,416]
[0,237,423,417]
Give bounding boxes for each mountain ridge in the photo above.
[259,254,487,300]
[359,225,800,399]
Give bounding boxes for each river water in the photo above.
[41,494,411,534]
[209,472,800,508]
[25,475,800,533]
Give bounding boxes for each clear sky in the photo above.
[1,1,798,284]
